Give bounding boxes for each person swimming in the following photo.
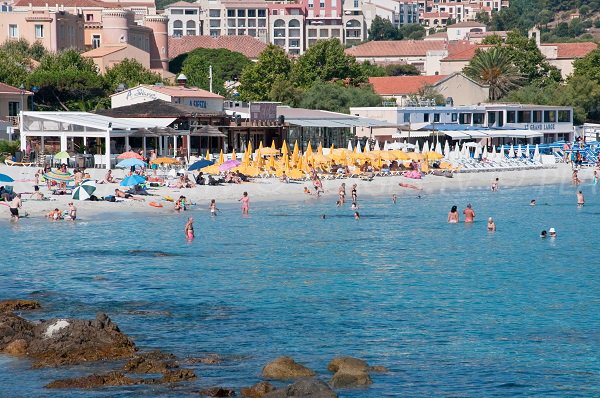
[354,211,360,220]
[540,230,547,238]
[448,205,459,223]
[549,227,557,238]
[530,199,536,206]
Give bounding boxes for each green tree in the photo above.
[463,47,524,100]
[104,58,162,93]
[239,44,292,101]
[385,64,420,76]
[27,49,105,111]
[368,15,400,40]
[0,39,47,87]
[504,31,562,86]
[481,34,505,45]
[408,85,446,106]
[398,24,426,40]
[174,48,251,97]
[359,61,386,77]
[291,39,365,88]
[299,81,382,113]
[475,11,491,25]
[269,78,303,107]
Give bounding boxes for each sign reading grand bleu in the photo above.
[526,123,556,130]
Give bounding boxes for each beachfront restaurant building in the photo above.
[350,104,574,145]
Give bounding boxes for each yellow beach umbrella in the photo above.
[218,149,224,165]
[317,142,323,155]
[271,140,276,151]
[247,141,253,157]
[312,153,330,164]
[392,150,410,161]
[205,149,211,161]
[231,148,236,162]
[330,144,334,155]
[242,149,250,167]
[284,155,290,170]
[268,154,276,169]
[292,141,299,162]
[297,154,304,171]
[281,139,289,156]
[151,157,180,165]
[425,151,443,161]
[287,168,305,180]
[200,164,220,174]
[408,152,425,161]
[305,141,313,158]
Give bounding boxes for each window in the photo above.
[209,9,220,17]
[35,24,44,38]
[532,110,542,123]
[308,0,314,7]
[544,110,556,122]
[186,20,196,35]
[258,9,266,17]
[459,113,471,124]
[86,14,93,21]
[506,111,516,123]
[8,102,20,117]
[473,113,484,125]
[433,113,440,123]
[171,9,183,14]
[403,113,410,123]
[184,9,197,14]
[248,9,256,17]
[332,0,336,6]
[451,113,458,122]
[558,110,571,122]
[227,9,235,17]
[92,34,101,48]
[320,1,325,7]
[517,111,531,123]
[237,9,245,17]
[8,24,17,38]
[354,0,359,7]
[487,112,496,126]
[173,20,183,36]
[423,113,429,122]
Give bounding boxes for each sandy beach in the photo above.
[0,162,584,219]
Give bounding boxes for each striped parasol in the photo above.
[72,179,96,200]
[43,170,74,183]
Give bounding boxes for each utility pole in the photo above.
[209,65,213,93]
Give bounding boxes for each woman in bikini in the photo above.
[184,217,194,240]
[447,205,459,223]
[239,192,250,215]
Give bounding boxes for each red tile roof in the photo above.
[168,35,268,60]
[368,75,448,95]
[13,0,154,7]
[0,82,32,95]
[544,42,597,59]
[442,45,490,61]
[448,21,487,28]
[345,40,446,58]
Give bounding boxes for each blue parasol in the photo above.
[188,159,214,171]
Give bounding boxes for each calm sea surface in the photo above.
[1,183,599,397]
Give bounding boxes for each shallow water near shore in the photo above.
[1,183,600,397]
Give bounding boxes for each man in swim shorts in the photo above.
[463,203,475,223]
[9,194,22,221]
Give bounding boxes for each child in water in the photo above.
[209,199,219,216]
[239,192,250,215]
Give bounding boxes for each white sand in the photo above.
[0,163,585,219]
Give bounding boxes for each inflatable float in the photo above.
[149,202,163,208]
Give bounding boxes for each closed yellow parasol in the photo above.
[425,151,443,160]
[292,141,299,163]
[281,140,289,156]
[151,157,180,165]
[218,150,225,165]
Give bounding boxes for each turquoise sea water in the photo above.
[1,183,599,397]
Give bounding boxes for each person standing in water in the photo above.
[448,205,459,223]
[9,193,22,221]
[209,199,219,216]
[487,217,496,231]
[239,191,250,215]
[577,190,585,206]
[392,194,397,204]
[338,183,346,205]
[184,217,194,240]
[351,184,357,202]
[491,178,499,191]
[463,203,475,223]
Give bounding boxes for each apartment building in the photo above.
[418,0,509,27]
[268,2,305,55]
[164,1,203,37]
[198,0,269,41]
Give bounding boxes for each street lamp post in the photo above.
[19,83,24,113]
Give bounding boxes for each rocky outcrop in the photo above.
[0,299,41,313]
[263,380,338,398]
[200,386,236,397]
[124,351,178,374]
[261,357,315,380]
[186,353,224,365]
[46,372,143,389]
[240,381,275,398]
[327,356,387,388]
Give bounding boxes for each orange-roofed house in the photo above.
[168,35,268,61]
[111,84,225,111]
[368,73,489,106]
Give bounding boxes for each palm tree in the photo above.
[463,47,524,101]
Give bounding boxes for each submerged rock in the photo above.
[263,380,337,398]
[200,386,236,397]
[327,356,388,388]
[186,353,225,365]
[0,299,41,313]
[46,371,143,389]
[154,368,197,384]
[261,357,315,380]
[124,351,179,374]
[240,381,275,398]
[329,370,372,388]
[327,357,369,374]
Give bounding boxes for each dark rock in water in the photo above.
[46,371,143,389]
[329,370,372,388]
[0,312,136,367]
[326,356,379,388]
[327,357,369,374]
[200,386,236,397]
[128,249,174,257]
[186,353,224,365]
[369,365,388,373]
[153,368,196,384]
[0,299,41,313]
[261,356,316,380]
[263,380,338,398]
[124,351,178,374]
[240,381,275,398]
